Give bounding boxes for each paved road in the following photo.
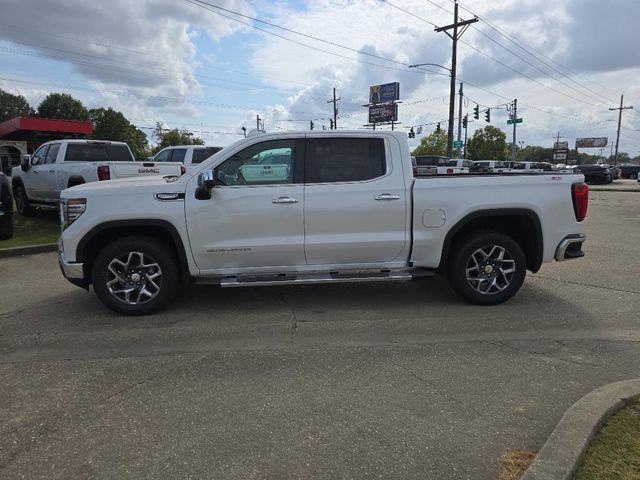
[1,190,639,479]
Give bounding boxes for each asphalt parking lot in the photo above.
[1,189,639,480]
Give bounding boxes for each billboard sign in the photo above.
[575,137,608,148]
[553,153,567,161]
[369,82,400,104]
[368,104,398,123]
[554,141,569,150]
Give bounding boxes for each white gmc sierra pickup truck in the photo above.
[12,140,183,216]
[57,131,588,315]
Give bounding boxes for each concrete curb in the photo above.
[522,378,640,480]
[589,187,639,192]
[0,243,57,259]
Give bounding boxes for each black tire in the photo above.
[0,214,12,240]
[446,231,527,305]
[630,173,637,180]
[91,236,179,315]
[13,184,36,217]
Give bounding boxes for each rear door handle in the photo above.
[374,193,401,201]
[272,196,299,204]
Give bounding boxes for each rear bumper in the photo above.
[58,250,89,289]
[554,234,586,261]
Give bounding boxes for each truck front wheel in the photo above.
[446,232,526,305]
[91,236,179,315]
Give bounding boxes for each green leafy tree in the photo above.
[411,129,448,156]
[90,108,150,160]
[0,89,35,122]
[152,122,204,153]
[37,93,89,120]
[466,125,509,160]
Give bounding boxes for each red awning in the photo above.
[0,117,92,138]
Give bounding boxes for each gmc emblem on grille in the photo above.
[139,168,160,174]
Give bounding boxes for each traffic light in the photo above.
[408,127,415,139]
[485,108,491,123]
[436,122,441,133]
[473,104,480,119]
[310,120,314,130]
[462,115,468,129]
[329,118,334,130]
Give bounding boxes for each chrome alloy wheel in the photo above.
[106,251,162,305]
[465,245,516,295]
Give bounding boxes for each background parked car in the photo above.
[151,145,223,171]
[572,164,613,185]
[0,172,13,240]
[470,160,511,173]
[619,165,640,179]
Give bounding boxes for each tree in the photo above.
[152,122,204,153]
[37,93,89,120]
[466,125,509,160]
[0,89,35,122]
[411,129,448,157]
[90,108,149,160]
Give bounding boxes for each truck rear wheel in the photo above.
[91,236,178,315]
[446,232,526,305]
[13,184,35,216]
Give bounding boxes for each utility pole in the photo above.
[256,114,264,132]
[457,82,463,157]
[435,2,478,158]
[608,94,633,165]
[327,88,340,130]
[511,99,517,162]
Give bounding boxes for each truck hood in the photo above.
[61,174,189,197]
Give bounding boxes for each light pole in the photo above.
[409,62,454,157]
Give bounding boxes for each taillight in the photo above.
[447,168,454,174]
[180,165,186,175]
[571,182,588,222]
[97,165,110,181]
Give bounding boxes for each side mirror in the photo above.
[147,156,155,162]
[21,154,31,172]
[195,170,216,200]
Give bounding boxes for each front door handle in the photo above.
[374,193,401,201]
[48,169,55,173]
[272,196,299,204]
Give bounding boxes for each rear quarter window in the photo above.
[192,147,223,164]
[65,144,133,162]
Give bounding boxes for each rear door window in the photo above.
[170,149,187,163]
[45,143,60,164]
[305,138,386,183]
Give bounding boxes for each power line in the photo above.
[183,0,448,77]
[381,0,611,108]
[456,1,619,100]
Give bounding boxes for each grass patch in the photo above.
[574,398,640,480]
[499,448,536,480]
[0,204,59,249]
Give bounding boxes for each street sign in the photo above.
[453,140,464,148]
[507,118,523,125]
[368,104,398,123]
[369,82,400,104]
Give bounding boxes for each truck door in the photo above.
[303,136,408,266]
[185,138,306,273]
[25,145,49,202]
[41,143,61,202]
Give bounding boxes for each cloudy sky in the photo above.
[1,0,638,155]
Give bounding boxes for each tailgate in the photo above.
[108,162,182,179]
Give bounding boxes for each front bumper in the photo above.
[58,250,89,290]
[554,234,586,261]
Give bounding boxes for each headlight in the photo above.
[60,198,86,230]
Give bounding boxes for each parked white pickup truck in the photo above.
[11,140,183,216]
[58,131,588,315]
